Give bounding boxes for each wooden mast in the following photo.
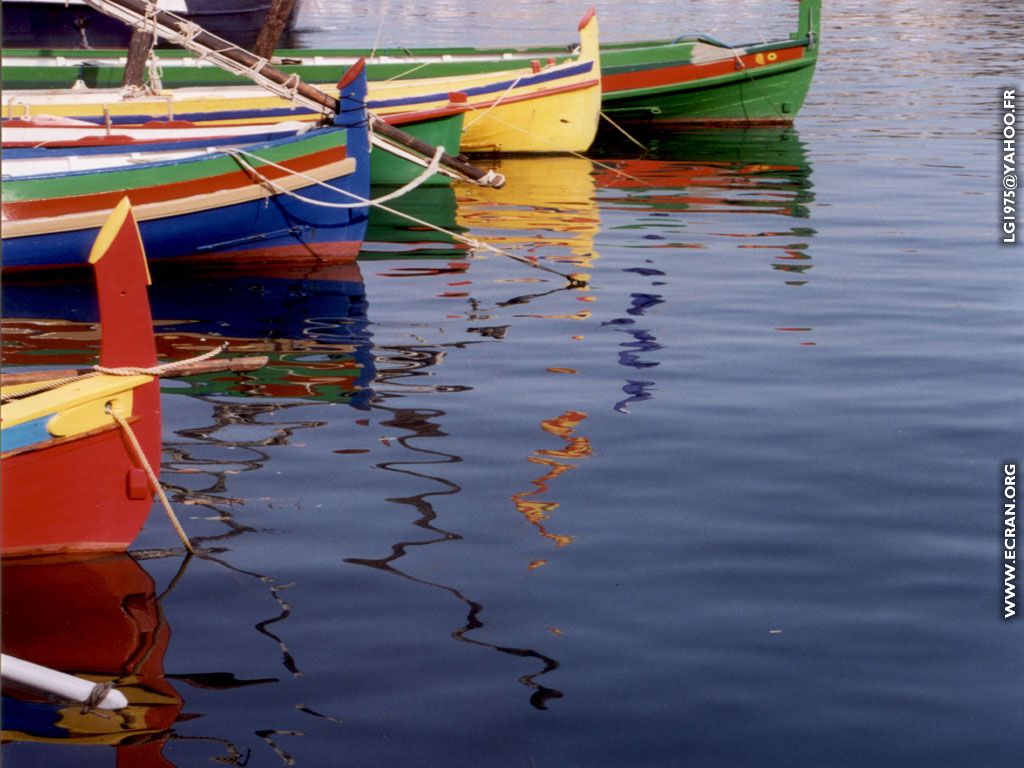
[251,0,297,59]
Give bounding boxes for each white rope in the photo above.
[224,144,445,209]
[224,145,576,279]
[95,343,228,376]
[599,111,648,151]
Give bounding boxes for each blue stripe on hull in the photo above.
[2,417,53,453]
[367,62,595,110]
[2,68,372,271]
[1,171,370,269]
[38,62,594,125]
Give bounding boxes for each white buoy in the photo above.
[1,653,129,710]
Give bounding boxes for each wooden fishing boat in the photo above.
[1,553,181,764]
[1,6,602,153]
[1,1,820,124]
[1,201,162,557]
[1,0,298,49]
[1,65,371,271]
[2,100,467,186]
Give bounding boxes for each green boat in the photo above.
[0,1,821,124]
[372,106,466,186]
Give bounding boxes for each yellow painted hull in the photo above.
[368,11,601,154]
[1,11,601,154]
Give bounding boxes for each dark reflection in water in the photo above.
[5,2,1021,765]
[345,362,566,709]
[363,184,468,263]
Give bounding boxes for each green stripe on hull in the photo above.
[2,129,344,203]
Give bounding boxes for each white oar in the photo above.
[1,653,129,710]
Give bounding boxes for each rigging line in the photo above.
[732,50,784,118]
[461,102,655,187]
[368,14,386,61]
[599,110,648,151]
[460,76,523,132]
[384,61,431,82]
[224,148,584,284]
[110,408,195,554]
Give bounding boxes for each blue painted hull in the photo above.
[1,69,371,272]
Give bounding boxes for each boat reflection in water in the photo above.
[456,155,600,273]
[511,410,594,558]
[1,260,375,407]
[593,126,816,285]
[363,184,469,263]
[1,554,181,766]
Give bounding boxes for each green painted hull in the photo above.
[1,1,820,124]
[371,111,464,186]
[601,53,819,124]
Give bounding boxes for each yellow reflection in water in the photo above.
[456,156,600,271]
[511,410,593,553]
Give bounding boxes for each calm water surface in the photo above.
[3,1,1023,766]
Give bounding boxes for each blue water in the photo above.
[3,1,1023,766]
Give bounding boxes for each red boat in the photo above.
[1,200,162,557]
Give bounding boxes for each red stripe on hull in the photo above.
[3,144,346,221]
[1,380,161,557]
[603,45,806,94]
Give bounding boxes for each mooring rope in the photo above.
[225,144,444,208]
[110,408,194,554]
[460,103,655,187]
[0,344,230,403]
[599,111,649,151]
[732,50,784,119]
[460,76,523,132]
[224,146,583,283]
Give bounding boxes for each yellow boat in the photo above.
[1,10,601,155]
[369,9,601,153]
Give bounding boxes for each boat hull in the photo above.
[0,2,819,124]
[1,125,370,271]
[600,45,819,124]
[0,9,603,153]
[1,380,161,557]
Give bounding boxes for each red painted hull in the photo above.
[1,380,161,557]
